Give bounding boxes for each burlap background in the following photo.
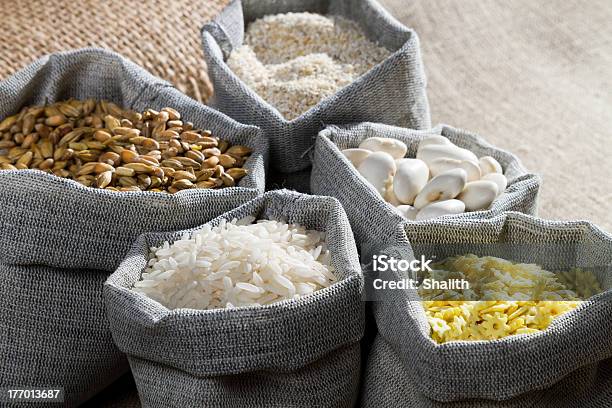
[0,0,230,103]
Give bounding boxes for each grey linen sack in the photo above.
[202,0,431,175]
[104,190,365,408]
[311,122,541,246]
[0,49,266,406]
[361,212,612,407]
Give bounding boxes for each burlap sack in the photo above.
[104,190,364,408]
[311,122,541,246]
[0,263,128,407]
[0,48,266,406]
[0,48,267,271]
[202,0,431,174]
[361,212,612,407]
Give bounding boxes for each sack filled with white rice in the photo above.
[104,190,364,408]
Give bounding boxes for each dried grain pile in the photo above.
[0,100,251,193]
[134,218,336,310]
[227,12,391,120]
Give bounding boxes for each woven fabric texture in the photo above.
[0,262,128,407]
[361,212,612,406]
[363,338,612,408]
[202,0,431,173]
[0,48,267,272]
[0,0,230,103]
[104,190,364,407]
[310,122,541,246]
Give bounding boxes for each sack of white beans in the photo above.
[0,48,266,406]
[361,212,612,407]
[104,190,364,408]
[202,0,430,175]
[311,122,540,245]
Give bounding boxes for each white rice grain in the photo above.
[133,219,336,310]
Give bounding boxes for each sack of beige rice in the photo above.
[311,122,540,245]
[104,190,364,408]
[202,0,431,178]
[0,48,266,406]
[361,212,612,407]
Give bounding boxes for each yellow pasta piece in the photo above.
[419,255,602,343]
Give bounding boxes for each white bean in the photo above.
[417,144,479,167]
[479,156,503,175]
[418,135,452,149]
[395,204,419,220]
[342,148,372,167]
[458,180,499,211]
[428,157,481,182]
[413,168,467,209]
[482,173,508,197]
[359,137,407,159]
[416,199,465,220]
[357,151,397,196]
[392,158,429,205]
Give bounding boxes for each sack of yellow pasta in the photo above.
[361,212,612,407]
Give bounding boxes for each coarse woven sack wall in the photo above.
[311,122,541,247]
[104,190,365,408]
[0,48,266,406]
[0,262,129,408]
[0,48,268,271]
[361,212,612,407]
[202,0,431,173]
